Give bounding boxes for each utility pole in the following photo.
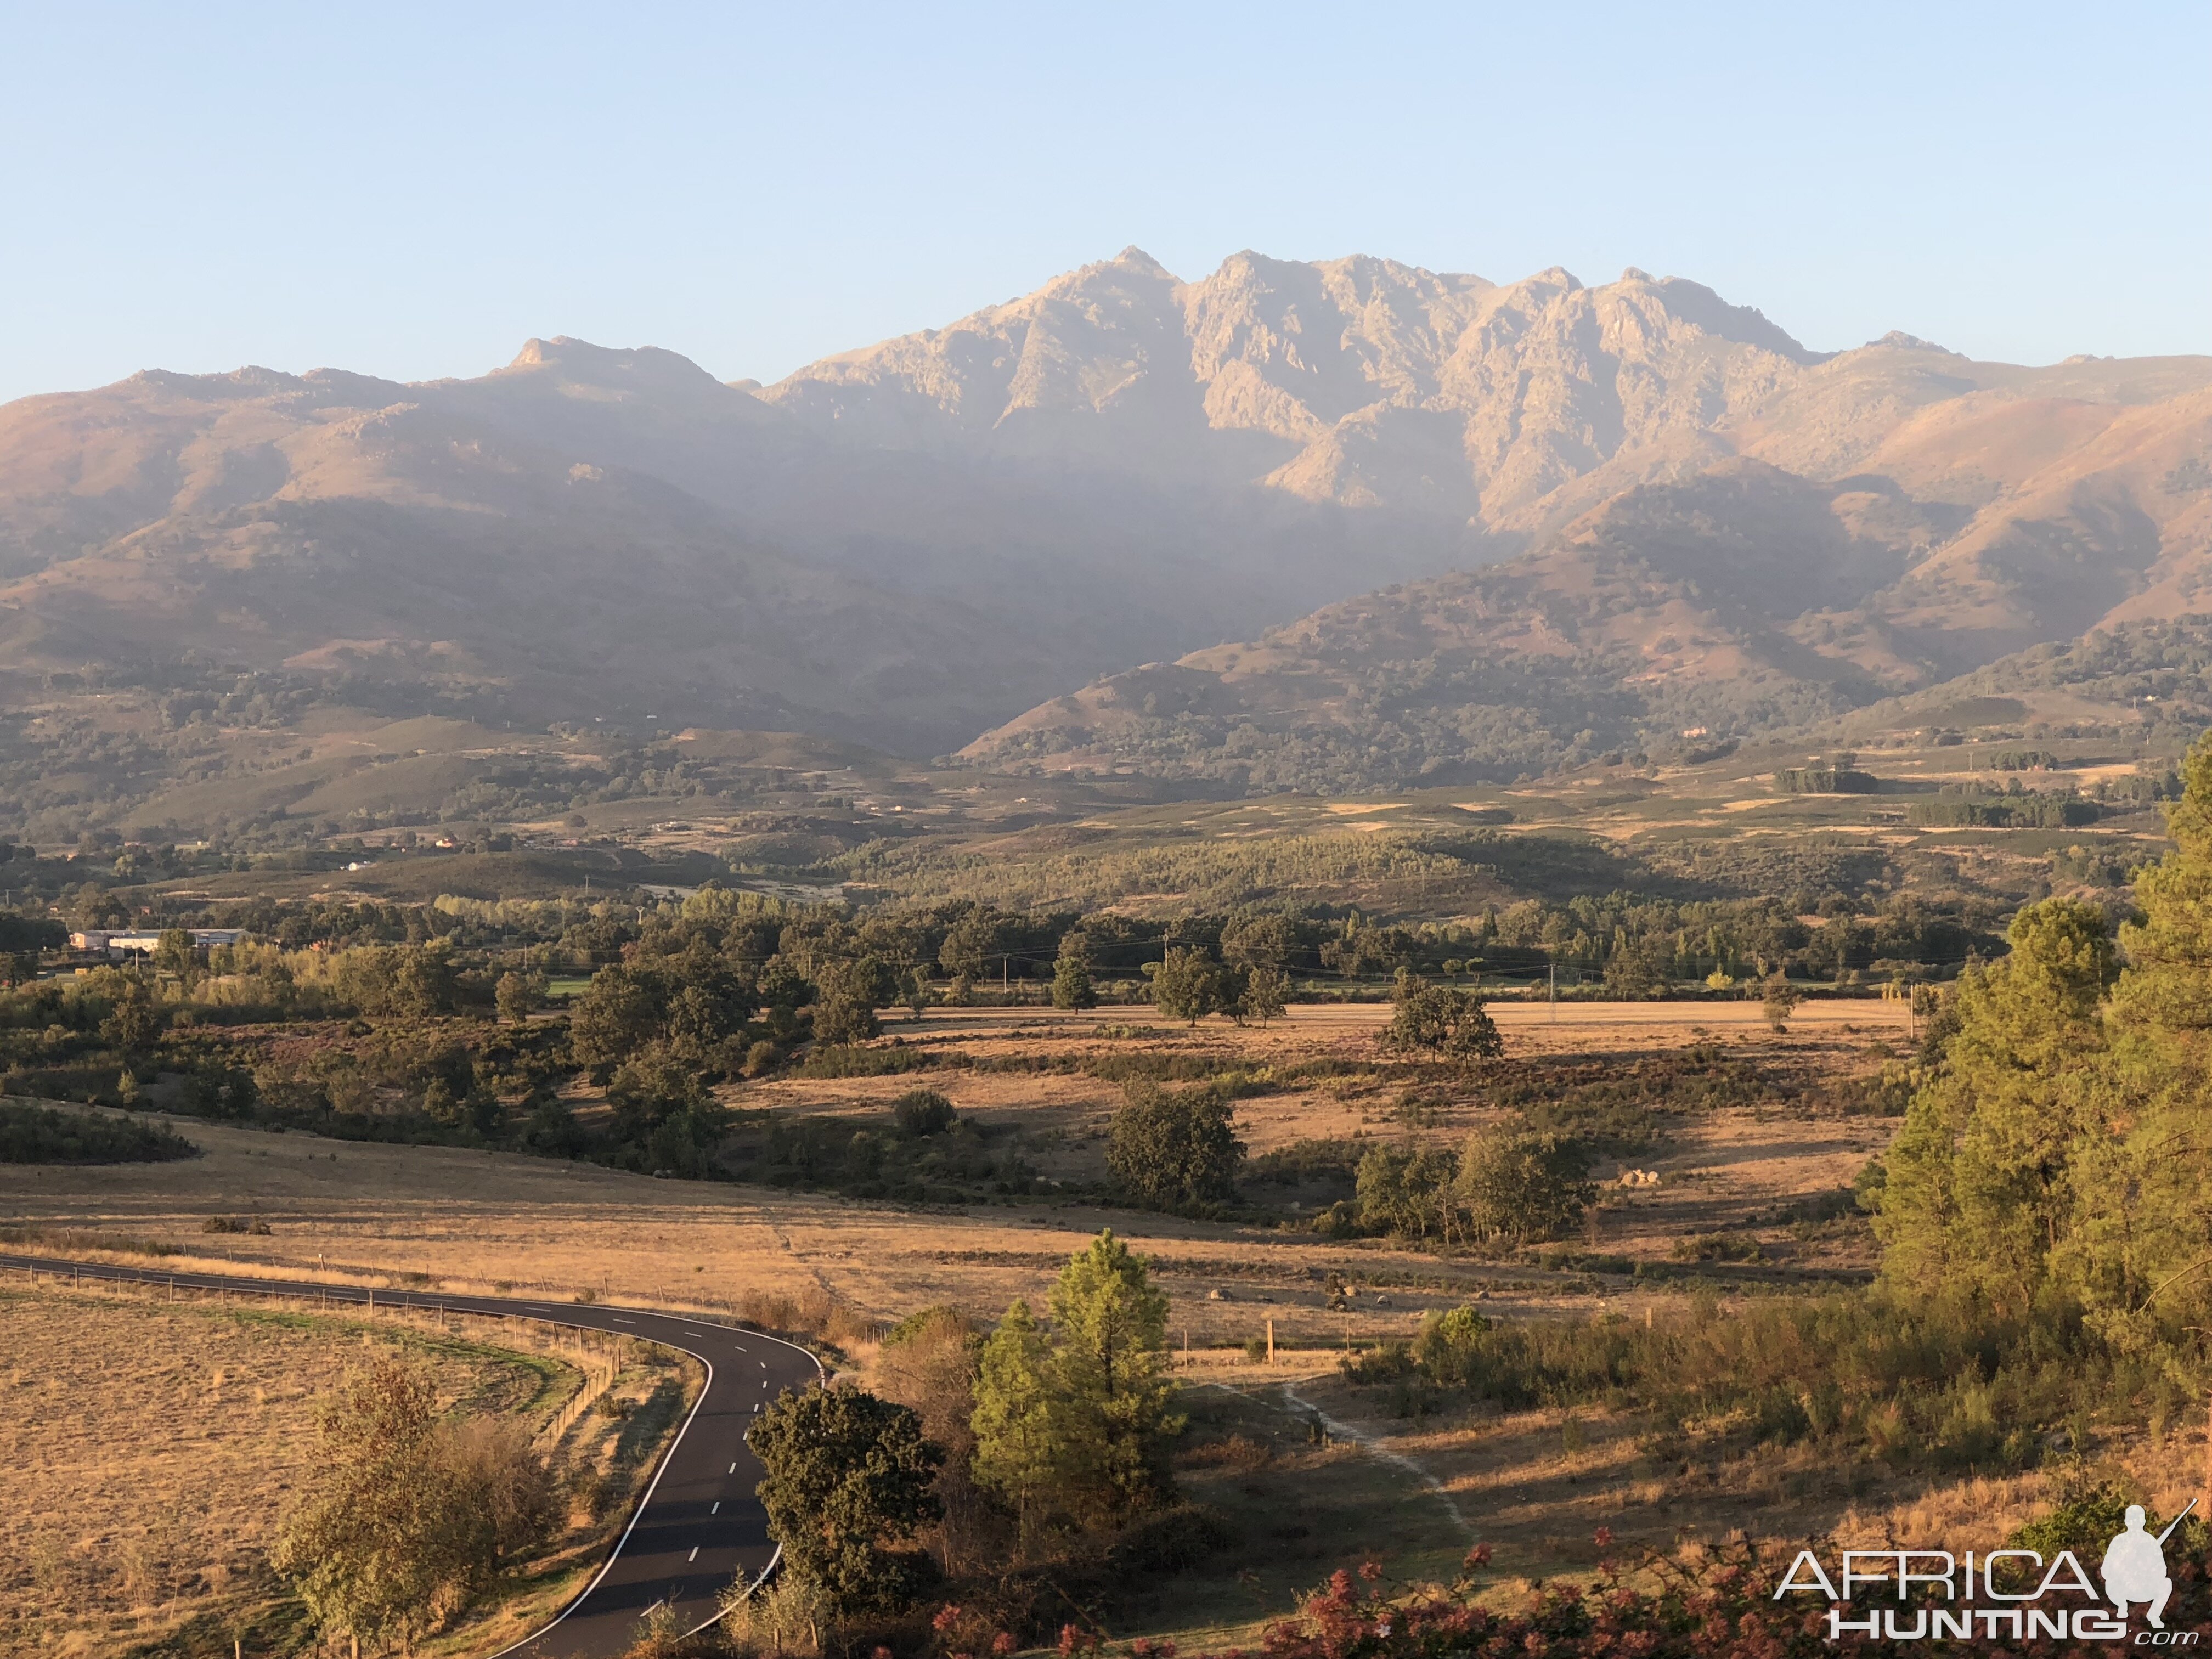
[1266,1317,1276,1365]
[1549,963,1558,1023]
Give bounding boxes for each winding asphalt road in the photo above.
[1,1252,821,1657]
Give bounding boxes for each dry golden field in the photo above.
[0,1274,699,1659]
[2,1002,1911,1347]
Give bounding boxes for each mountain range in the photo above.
[4,246,2209,799]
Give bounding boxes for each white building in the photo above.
[69,928,248,957]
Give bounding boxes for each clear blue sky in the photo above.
[3,1,2205,403]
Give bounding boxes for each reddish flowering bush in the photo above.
[928,1602,1019,1659]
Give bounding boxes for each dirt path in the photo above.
[1203,1375,1476,1538]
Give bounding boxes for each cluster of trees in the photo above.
[1347,1273,2165,1479]
[1383,972,1503,1056]
[1804,728,2212,1472]
[0,1099,197,1164]
[1873,737,2212,1340]
[1335,1128,1592,1247]
[744,1232,1186,1630]
[738,1088,1017,1203]
[1906,785,2103,829]
[1775,756,1878,794]
[1139,946,1289,1024]
[1489,890,1998,991]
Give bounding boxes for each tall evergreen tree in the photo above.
[1875,897,2115,1313]
[2083,735,2212,1328]
[968,1299,1058,1551]
[1046,1231,1181,1522]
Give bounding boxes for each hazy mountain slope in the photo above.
[959,463,1948,788]
[0,334,1480,758]
[0,368,1057,750]
[961,375,2212,793]
[1878,385,2212,660]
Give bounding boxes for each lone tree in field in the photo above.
[1385,973,1503,1059]
[747,1384,944,1615]
[1148,946,1224,1024]
[1052,931,1098,1009]
[1762,971,1801,1032]
[273,1358,556,1652]
[1106,1078,1244,1207]
[1239,964,1290,1026]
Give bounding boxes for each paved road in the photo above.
[0,1252,820,1657]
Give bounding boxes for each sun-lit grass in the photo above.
[0,1275,699,1659]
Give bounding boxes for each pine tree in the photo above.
[968,1299,1058,1551]
[2082,733,2212,1327]
[1875,897,2115,1313]
[1046,1231,1181,1522]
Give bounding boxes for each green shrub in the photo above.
[0,1102,198,1165]
[891,1089,957,1137]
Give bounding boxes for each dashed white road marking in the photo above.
[711,1501,720,1514]
[688,1547,699,1562]
[728,1463,737,1475]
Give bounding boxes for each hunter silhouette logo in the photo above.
[1775,1498,2204,1644]
[2105,1500,2193,1629]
